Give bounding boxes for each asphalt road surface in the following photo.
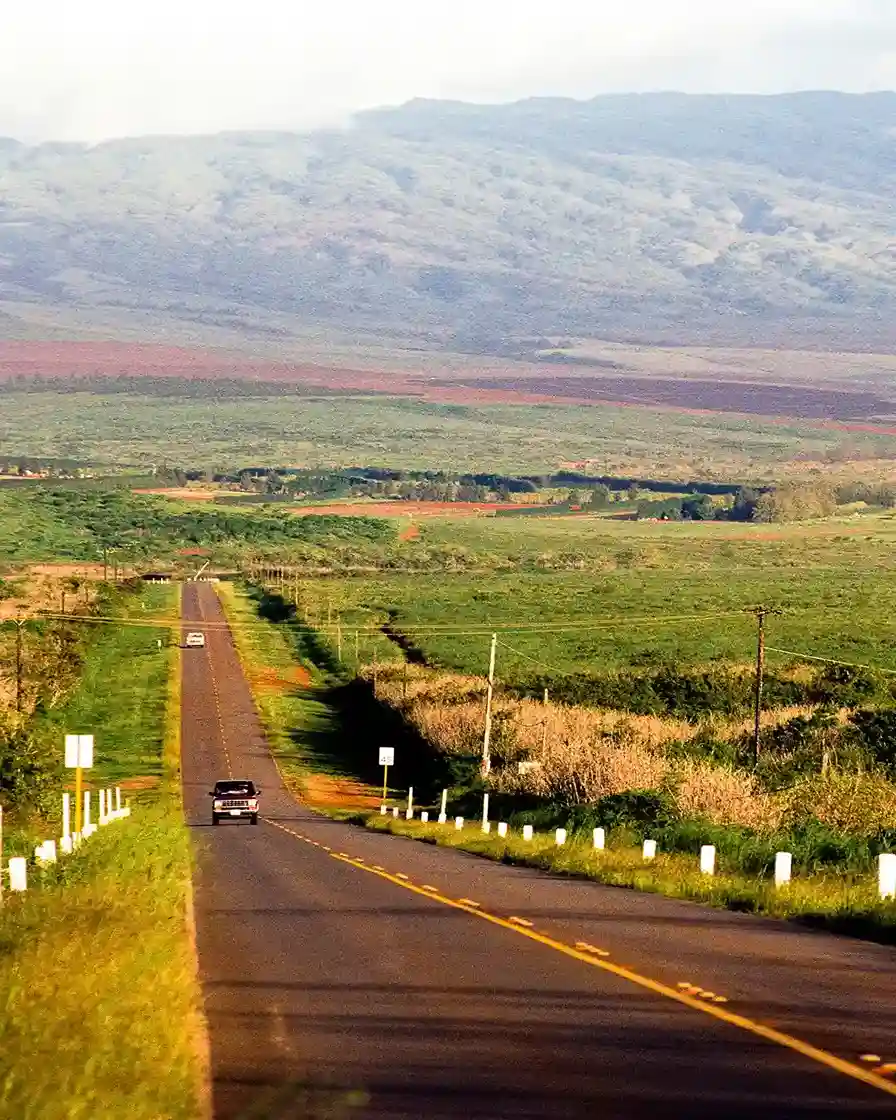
[181,582,896,1119]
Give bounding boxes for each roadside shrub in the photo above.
[592,789,677,831]
[0,720,60,813]
[780,771,896,835]
[848,708,896,775]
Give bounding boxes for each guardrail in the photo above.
[1,788,132,897]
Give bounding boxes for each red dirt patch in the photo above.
[133,487,219,500]
[301,773,381,810]
[249,665,311,693]
[7,339,896,433]
[399,524,421,540]
[290,500,540,518]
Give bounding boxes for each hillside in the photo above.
[2,92,896,350]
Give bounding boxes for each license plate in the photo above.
[229,810,241,816]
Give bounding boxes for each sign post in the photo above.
[378,747,395,802]
[65,734,94,836]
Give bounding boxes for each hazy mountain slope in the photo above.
[1,92,895,348]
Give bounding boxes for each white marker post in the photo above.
[99,789,107,825]
[380,804,387,816]
[522,824,534,842]
[481,792,490,831]
[455,817,464,830]
[392,807,399,818]
[593,827,606,851]
[643,839,657,861]
[555,828,567,846]
[439,789,448,824]
[406,786,414,820]
[62,793,71,843]
[421,811,429,823]
[700,845,716,876]
[775,851,792,887]
[64,734,94,837]
[116,788,122,814]
[497,822,508,838]
[879,853,896,900]
[8,857,27,892]
[379,747,395,804]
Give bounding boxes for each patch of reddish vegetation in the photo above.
[399,524,421,540]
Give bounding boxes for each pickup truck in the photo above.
[185,632,206,648]
[209,779,261,825]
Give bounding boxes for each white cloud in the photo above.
[0,0,894,141]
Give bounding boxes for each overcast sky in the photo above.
[2,0,895,142]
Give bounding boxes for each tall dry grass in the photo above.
[364,662,896,833]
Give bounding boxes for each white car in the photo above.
[185,632,206,648]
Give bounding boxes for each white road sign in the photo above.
[64,734,94,769]
[378,747,395,767]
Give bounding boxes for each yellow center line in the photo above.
[324,852,896,1101]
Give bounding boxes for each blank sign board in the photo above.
[65,734,94,769]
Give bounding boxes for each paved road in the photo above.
[181,582,896,1119]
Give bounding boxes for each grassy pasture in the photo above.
[302,513,896,677]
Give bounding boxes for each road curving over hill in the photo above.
[181,581,896,1119]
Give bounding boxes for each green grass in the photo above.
[347,813,896,943]
[307,514,896,676]
[216,583,330,794]
[0,803,206,1120]
[35,585,177,787]
[0,581,207,1118]
[0,389,889,477]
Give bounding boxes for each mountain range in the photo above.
[1,91,895,352]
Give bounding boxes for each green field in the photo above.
[302,514,896,678]
[35,584,176,785]
[1,388,892,478]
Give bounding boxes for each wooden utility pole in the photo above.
[481,633,498,776]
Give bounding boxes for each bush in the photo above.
[848,709,896,775]
[0,721,60,814]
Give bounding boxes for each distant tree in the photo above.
[681,494,714,520]
[731,487,760,521]
[588,484,611,509]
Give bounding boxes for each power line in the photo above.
[765,645,896,677]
